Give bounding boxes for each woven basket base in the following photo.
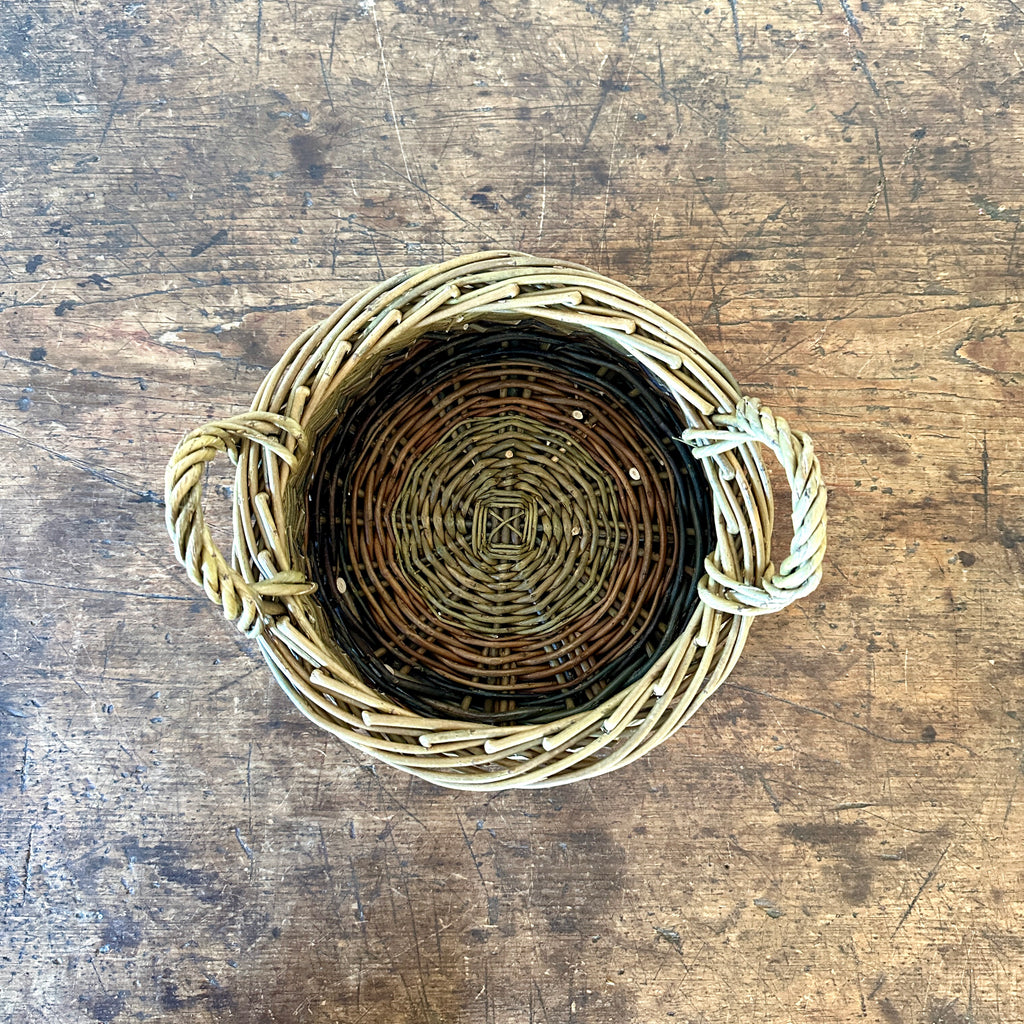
[305,321,712,725]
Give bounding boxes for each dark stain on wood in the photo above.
[289,132,331,183]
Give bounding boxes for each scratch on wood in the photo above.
[650,42,682,128]
[99,79,127,146]
[392,169,500,245]
[364,766,427,828]
[482,962,491,1024]
[377,830,435,1017]
[144,327,273,372]
[981,429,990,532]
[758,771,782,813]
[532,980,552,1024]
[204,39,237,64]
[328,11,339,72]
[129,221,191,277]
[0,575,190,603]
[190,228,229,258]
[0,423,166,504]
[839,0,863,38]
[727,683,977,755]
[347,855,367,924]
[538,152,547,239]
[1007,218,1021,279]
[371,2,412,183]
[727,0,744,61]
[255,0,263,72]
[891,845,949,937]
[405,874,434,1017]
[855,49,882,97]
[690,172,728,234]
[579,86,609,152]
[318,50,335,111]
[245,741,255,879]
[234,826,255,861]
[363,226,386,281]
[705,273,726,346]
[1003,769,1019,824]
[873,126,892,226]
[752,332,816,374]
[23,828,34,899]
[455,812,490,897]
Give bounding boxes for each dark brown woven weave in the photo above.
[305,323,712,724]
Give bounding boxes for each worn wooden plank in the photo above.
[2,1,1023,1022]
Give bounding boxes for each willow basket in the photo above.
[165,251,827,791]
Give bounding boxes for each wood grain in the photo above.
[2,1,1023,1021]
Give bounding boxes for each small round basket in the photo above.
[165,251,826,791]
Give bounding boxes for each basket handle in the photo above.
[682,397,827,616]
[164,412,315,637]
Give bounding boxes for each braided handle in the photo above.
[165,413,316,637]
[682,397,827,616]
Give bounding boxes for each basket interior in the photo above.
[304,320,713,725]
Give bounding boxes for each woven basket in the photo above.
[165,251,827,791]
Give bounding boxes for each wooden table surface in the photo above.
[2,2,1022,1021]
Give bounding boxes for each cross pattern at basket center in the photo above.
[390,413,624,640]
[472,492,539,556]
